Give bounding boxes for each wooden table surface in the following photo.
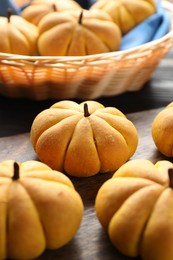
[0,48,173,260]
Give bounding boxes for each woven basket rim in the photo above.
[0,0,173,63]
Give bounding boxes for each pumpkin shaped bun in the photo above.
[0,160,83,259]
[37,9,121,56]
[21,0,82,25]
[30,100,138,177]
[152,102,173,157]
[95,159,173,260]
[0,11,38,55]
[90,0,156,34]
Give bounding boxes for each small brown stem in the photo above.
[12,162,20,181]
[7,9,12,23]
[168,168,173,188]
[84,103,90,117]
[78,10,83,24]
[52,3,57,12]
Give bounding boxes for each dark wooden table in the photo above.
[0,48,173,260]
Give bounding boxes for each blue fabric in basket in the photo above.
[0,0,20,16]
[120,0,171,50]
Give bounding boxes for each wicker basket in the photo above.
[0,1,173,100]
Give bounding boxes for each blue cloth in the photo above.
[75,0,96,8]
[0,0,20,16]
[120,0,171,50]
